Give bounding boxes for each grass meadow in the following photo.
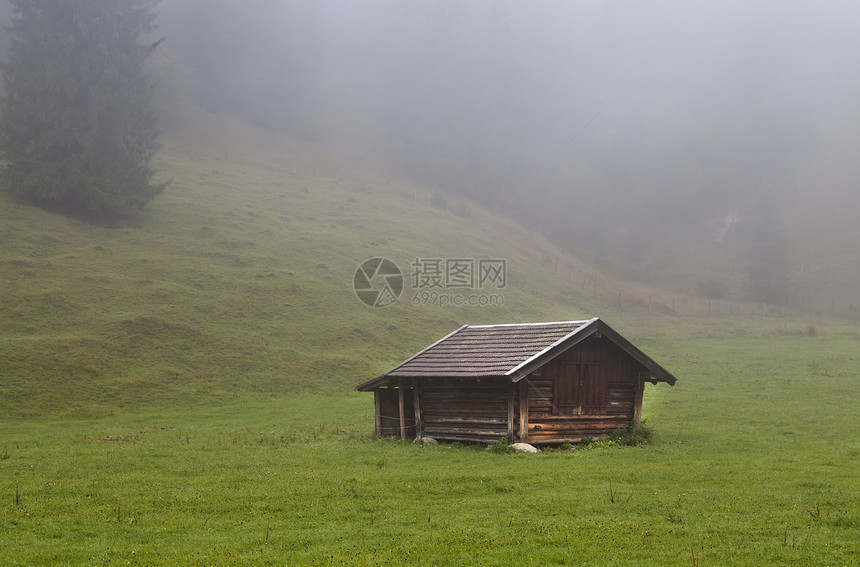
[2,332,858,566]
[1,133,858,564]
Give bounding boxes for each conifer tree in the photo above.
[0,0,165,216]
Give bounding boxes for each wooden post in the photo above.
[507,381,515,443]
[373,390,382,437]
[412,379,423,441]
[633,374,646,430]
[518,380,529,442]
[398,380,406,441]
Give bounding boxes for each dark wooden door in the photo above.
[554,361,580,415]
[579,362,605,415]
[553,360,605,415]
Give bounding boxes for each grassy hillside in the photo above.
[2,124,857,419]
[1,127,605,418]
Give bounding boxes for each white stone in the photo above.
[511,442,539,453]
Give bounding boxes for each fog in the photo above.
[158,1,860,305]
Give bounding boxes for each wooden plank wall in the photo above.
[419,377,511,443]
[375,388,415,438]
[524,337,643,444]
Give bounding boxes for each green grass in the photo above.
[0,134,614,418]
[1,334,857,565]
[2,131,859,564]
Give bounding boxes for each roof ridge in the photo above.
[464,319,592,329]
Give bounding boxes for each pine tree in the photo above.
[0,0,165,217]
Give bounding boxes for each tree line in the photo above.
[0,0,165,218]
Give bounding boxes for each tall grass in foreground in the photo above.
[1,334,857,566]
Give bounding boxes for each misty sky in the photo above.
[310,0,860,171]
[156,0,860,300]
[161,1,860,193]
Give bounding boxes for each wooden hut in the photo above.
[356,318,677,444]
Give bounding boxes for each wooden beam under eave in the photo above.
[398,380,406,441]
[518,380,529,442]
[412,378,423,441]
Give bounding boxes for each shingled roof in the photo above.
[357,317,677,390]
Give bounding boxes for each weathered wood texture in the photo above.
[375,388,415,438]
[524,336,646,443]
[412,379,423,440]
[364,321,676,445]
[517,380,529,442]
[417,378,513,443]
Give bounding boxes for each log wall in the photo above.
[418,377,512,443]
[524,336,644,444]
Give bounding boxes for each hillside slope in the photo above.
[0,127,831,418]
